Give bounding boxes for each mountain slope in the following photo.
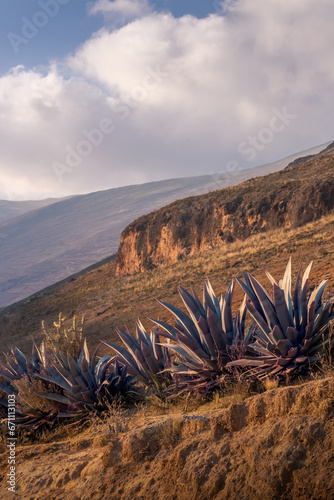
[116,143,334,276]
[0,210,333,356]
[0,198,67,224]
[0,142,328,308]
[0,175,229,308]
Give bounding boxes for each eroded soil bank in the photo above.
[1,377,334,500]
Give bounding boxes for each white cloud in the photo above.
[1,0,334,200]
[90,0,152,20]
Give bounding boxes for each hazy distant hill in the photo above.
[0,198,68,224]
[0,142,329,308]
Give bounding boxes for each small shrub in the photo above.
[263,378,280,391]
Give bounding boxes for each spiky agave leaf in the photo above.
[0,342,46,386]
[9,407,61,430]
[152,279,254,391]
[103,322,171,390]
[37,340,137,420]
[0,342,52,422]
[228,259,334,379]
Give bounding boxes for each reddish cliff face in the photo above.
[116,145,334,276]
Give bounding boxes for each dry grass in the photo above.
[111,212,334,296]
[89,401,130,438]
[263,378,280,392]
[310,322,334,380]
[42,312,84,359]
[0,212,333,359]
[2,377,334,500]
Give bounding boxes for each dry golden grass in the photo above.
[42,312,84,359]
[0,212,333,357]
[0,209,332,498]
[263,378,280,392]
[2,376,333,500]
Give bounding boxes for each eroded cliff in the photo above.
[116,144,334,276]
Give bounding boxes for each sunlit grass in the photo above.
[0,212,333,356]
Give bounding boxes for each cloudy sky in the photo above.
[0,0,333,200]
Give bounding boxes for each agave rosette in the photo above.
[37,339,137,419]
[153,279,254,390]
[0,343,46,388]
[227,259,334,378]
[103,322,171,389]
[0,343,50,422]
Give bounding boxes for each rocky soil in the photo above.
[1,377,334,500]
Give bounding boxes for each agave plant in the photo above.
[227,259,334,379]
[0,343,46,411]
[37,340,137,420]
[0,343,46,387]
[0,343,67,429]
[103,321,171,390]
[152,279,254,390]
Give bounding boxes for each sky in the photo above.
[0,0,333,200]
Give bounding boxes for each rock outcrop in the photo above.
[116,144,334,276]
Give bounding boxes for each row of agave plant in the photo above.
[0,259,333,429]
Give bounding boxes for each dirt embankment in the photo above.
[1,376,334,500]
[116,144,334,276]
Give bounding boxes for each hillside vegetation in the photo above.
[0,149,333,500]
[0,212,333,357]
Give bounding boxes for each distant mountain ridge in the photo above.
[286,141,334,169]
[0,142,330,308]
[0,198,68,224]
[0,175,240,308]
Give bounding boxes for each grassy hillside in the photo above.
[0,161,333,500]
[0,211,333,357]
[0,143,329,309]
